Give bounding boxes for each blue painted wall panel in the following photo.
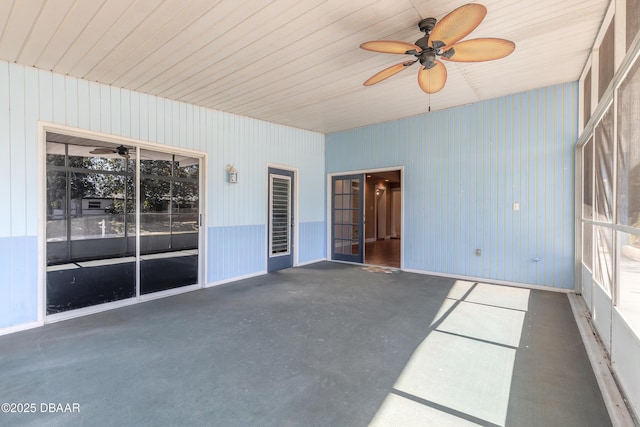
[207,225,266,282]
[26,236,39,321]
[299,221,326,264]
[0,238,11,326]
[327,82,577,289]
[0,236,38,328]
[9,237,28,325]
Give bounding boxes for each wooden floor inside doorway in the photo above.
[365,238,400,268]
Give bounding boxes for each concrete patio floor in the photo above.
[0,262,611,426]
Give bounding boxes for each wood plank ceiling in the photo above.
[0,0,608,133]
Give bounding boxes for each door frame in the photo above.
[327,166,404,268]
[38,122,207,324]
[265,163,299,271]
[390,187,401,238]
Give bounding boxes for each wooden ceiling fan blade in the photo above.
[442,38,515,62]
[429,3,487,47]
[417,60,447,94]
[363,61,415,86]
[360,40,421,54]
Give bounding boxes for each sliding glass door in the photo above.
[139,150,200,294]
[45,133,201,315]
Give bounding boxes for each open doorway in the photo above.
[364,170,401,268]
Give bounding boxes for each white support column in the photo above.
[614,0,626,72]
[578,53,592,133]
[591,50,599,116]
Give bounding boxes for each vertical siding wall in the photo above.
[327,83,577,289]
[0,61,325,329]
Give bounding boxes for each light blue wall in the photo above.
[0,56,578,331]
[0,237,38,327]
[327,83,577,289]
[0,61,325,329]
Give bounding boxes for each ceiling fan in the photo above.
[89,145,131,159]
[360,3,515,94]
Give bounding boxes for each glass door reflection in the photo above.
[45,139,136,314]
[45,134,202,315]
[139,150,199,294]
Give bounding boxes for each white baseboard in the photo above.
[297,258,327,267]
[46,298,138,324]
[206,270,267,287]
[139,284,200,302]
[0,320,44,336]
[365,238,376,243]
[402,268,573,293]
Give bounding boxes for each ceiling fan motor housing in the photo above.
[418,17,436,33]
[416,17,436,51]
[415,17,446,68]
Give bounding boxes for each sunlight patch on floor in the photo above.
[393,331,516,425]
[437,301,525,347]
[444,280,476,300]
[370,280,531,426]
[465,283,530,311]
[370,393,482,426]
